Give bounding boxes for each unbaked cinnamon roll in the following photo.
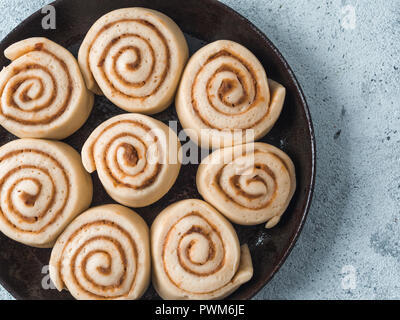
[0,38,94,139]
[81,113,181,207]
[78,7,188,114]
[176,40,286,149]
[151,199,253,300]
[0,139,92,247]
[49,204,150,300]
[197,142,296,228]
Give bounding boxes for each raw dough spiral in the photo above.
[0,139,92,247]
[197,142,296,228]
[78,7,188,114]
[151,199,253,300]
[49,204,150,300]
[81,113,181,207]
[0,38,94,139]
[176,40,286,149]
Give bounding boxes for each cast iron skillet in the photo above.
[0,0,315,300]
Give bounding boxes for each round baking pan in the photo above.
[0,0,315,300]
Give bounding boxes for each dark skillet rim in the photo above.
[210,0,316,300]
[0,0,316,300]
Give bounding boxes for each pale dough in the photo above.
[78,7,188,114]
[49,204,150,300]
[81,113,181,207]
[151,199,253,300]
[197,142,296,228]
[0,38,93,139]
[176,40,286,149]
[0,138,93,247]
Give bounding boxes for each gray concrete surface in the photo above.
[0,0,399,300]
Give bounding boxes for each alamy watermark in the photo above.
[340,5,356,30]
[41,265,56,290]
[341,265,357,291]
[41,5,56,30]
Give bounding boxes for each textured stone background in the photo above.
[0,0,399,300]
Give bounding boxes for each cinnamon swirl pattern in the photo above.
[0,139,92,247]
[81,113,181,207]
[197,143,296,228]
[49,204,150,300]
[0,38,94,139]
[78,8,188,114]
[176,40,286,149]
[151,199,253,300]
